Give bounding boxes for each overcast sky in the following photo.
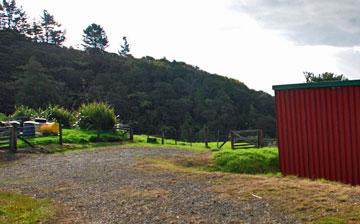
[16,0,360,94]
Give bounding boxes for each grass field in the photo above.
[16,129,234,152]
[128,134,233,151]
[213,148,279,174]
[129,135,279,175]
[17,129,128,149]
[0,191,54,224]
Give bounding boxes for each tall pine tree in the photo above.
[82,23,108,52]
[118,36,130,57]
[0,3,4,29]
[40,10,65,45]
[14,5,28,34]
[27,21,43,43]
[0,0,29,33]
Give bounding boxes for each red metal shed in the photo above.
[273,80,360,185]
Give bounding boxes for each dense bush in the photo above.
[40,105,74,128]
[213,148,279,174]
[11,106,38,120]
[0,113,7,121]
[0,31,276,137]
[76,102,117,131]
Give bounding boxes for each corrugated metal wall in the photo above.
[275,86,360,185]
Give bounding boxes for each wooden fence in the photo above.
[0,126,17,152]
[230,129,264,149]
[115,124,133,141]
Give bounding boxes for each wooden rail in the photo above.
[0,126,17,152]
[230,129,264,149]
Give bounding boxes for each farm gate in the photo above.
[0,126,17,152]
[216,129,264,150]
[230,129,264,149]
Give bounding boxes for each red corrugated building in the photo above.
[273,80,360,185]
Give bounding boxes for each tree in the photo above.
[118,36,130,57]
[0,0,29,33]
[0,3,4,30]
[40,10,65,45]
[82,23,108,52]
[16,57,62,108]
[27,21,42,43]
[50,29,65,45]
[304,72,348,83]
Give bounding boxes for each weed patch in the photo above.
[0,191,54,224]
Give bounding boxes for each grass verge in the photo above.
[213,147,279,174]
[0,191,55,224]
[17,129,127,148]
[126,134,231,152]
[211,174,360,223]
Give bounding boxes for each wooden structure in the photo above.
[273,80,360,185]
[0,126,17,152]
[115,124,133,141]
[230,129,264,149]
[217,129,264,150]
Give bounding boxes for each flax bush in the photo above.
[76,102,116,132]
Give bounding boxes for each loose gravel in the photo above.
[0,147,297,223]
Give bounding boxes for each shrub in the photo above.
[40,105,75,128]
[213,148,279,174]
[89,134,122,143]
[76,102,117,132]
[0,113,7,121]
[11,106,38,120]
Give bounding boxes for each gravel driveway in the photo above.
[0,147,296,224]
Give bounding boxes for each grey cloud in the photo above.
[336,49,360,76]
[234,0,360,46]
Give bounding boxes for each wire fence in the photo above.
[132,126,277,148]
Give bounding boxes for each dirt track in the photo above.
[0,147,296,223]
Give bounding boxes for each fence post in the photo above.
[59,123,63,145]
[189,129,192,147]
[258,129,264,148]
[10,126,17,153]
[204,127,209,148]
[161,130,165,145]
[174,130,177,145]
[230,131,235,150]
[130,128,134,142]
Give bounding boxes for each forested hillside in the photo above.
[0,31,275,137]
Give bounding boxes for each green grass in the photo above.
[127,134,232,152]
[0,113,6,122]
[17,128,128,148]
[131,135,280,175]
[0,191,54,224]
[213,147,279,174]
[318,217,346,224]
[16,129,231,153]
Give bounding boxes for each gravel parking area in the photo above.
[0,147,296,223]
